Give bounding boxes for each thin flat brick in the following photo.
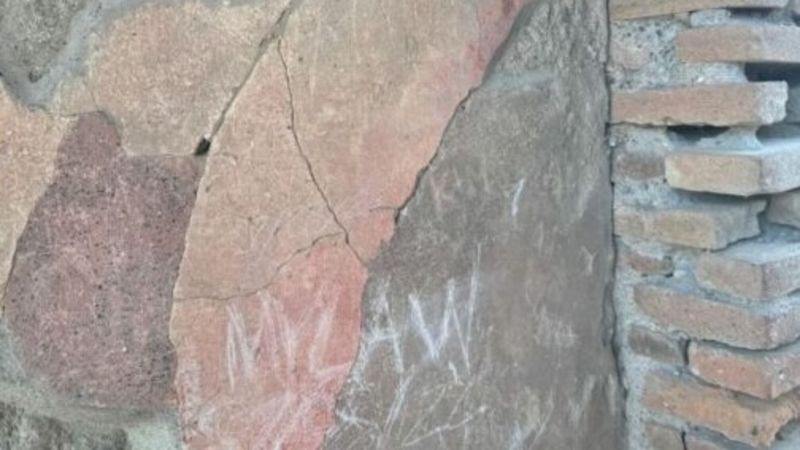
[611,0,787,20]
[696,241,800,300]
[619,244,674,275]
[689,340,800,400]
[645,422,684,450]
[643,370,800,448]
[634,282,800,349]
[611,82,788,127]
[769,189,800,229]
[613,150,665,182]
[629,325,684,365]
[614,201,765,250]
[678,25,800,64]
[665,142,800,196]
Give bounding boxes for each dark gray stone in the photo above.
[324,1,621,448]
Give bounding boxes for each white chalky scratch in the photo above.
[225,303,261,389]
[511,178,526,218]
[409,293,451,362]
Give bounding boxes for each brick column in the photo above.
[610,1,800,448]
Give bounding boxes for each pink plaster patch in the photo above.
[171,238,365,449]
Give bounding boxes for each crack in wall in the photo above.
[276,39,367,267]
[177,231,345,303]
[202,0,304,145]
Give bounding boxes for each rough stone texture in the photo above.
[634,282,800,349]
[610,126,672,183]
[611,82,788,127]
[645,422,684,450]
[614,201,765,250]
[678,25,800,64]
[0,0,88,98]
[172,45,342,302]
[643,370,800,448]
[769,189,800,228]
[610,0,788,20]
[629,325,684,365]
[696,242,800,300]
[0,85,71,299]
[0,401,129,450]
[665,143,800,196]
[51,1,291,156]
[689,340,800,399]
[2,113,200,408]
[325,2,620,448]
[169,0,548,448]
[619,244,674,275]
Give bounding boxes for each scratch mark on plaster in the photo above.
[225,302,261,389]
[401,412,482,448]
[329,246,487,445]
[511,177,526,218]
[409,294,450,363]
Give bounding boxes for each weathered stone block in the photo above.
[614,201,765,250]
[53,2,291,156]
[666,143,800,196]
[678,25,800,64]
[645,422,684,450]
[613,151,665,182]
[611,126,672,183]
[689,340,800,399]
[629,325,685,365]
[620,244,674,275]
[768,189,800,228]
[696,242,800,300]
[611,82,788,127]
[634,282,800,349]
[643,370,799,448]
[2,113,200,408]
[611,0,787,20]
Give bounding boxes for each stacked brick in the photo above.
[610,1,800,448]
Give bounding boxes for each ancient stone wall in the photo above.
[0,0,620,448]
[610,1,800,448]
